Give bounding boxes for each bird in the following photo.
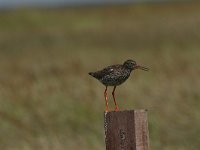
[88,59,149,112]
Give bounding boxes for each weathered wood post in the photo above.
[104,109,149,150]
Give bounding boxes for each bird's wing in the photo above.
[93,65,121,79]
[103,65,123,79]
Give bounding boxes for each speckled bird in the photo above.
[89,59,149,112]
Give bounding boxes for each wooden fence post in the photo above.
[104,109,149,150]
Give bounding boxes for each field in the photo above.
[0,2,200,150]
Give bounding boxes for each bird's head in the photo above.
[123,59,149,71]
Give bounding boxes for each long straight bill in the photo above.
[137,65,149,71]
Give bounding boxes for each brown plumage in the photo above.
[89,59,149,112]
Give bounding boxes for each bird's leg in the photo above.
[104,86,109,112]
[112,86,119,111]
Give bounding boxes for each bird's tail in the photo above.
[88,72,94,76]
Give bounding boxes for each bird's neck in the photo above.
[126,68,132,75]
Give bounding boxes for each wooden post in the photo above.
[104,109,149,150]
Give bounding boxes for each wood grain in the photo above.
[104,110,149,150]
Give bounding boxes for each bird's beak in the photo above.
[136,65,149,71]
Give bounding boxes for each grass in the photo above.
[0,2,200,150]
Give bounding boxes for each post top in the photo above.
[104,109,148,115]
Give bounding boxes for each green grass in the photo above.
[0,3,200,150]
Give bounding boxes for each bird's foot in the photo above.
[105,108,109,112]
[114,106,119,111]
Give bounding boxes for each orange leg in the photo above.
[104,86,109,112]
[112,86,119,111]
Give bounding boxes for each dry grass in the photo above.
[0,3,200,150]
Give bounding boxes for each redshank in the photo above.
[89,59,149,112]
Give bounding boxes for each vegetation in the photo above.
[0,3,200,150]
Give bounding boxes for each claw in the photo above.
[115,106,119,111]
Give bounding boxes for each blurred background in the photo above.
[0,0,200,150]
